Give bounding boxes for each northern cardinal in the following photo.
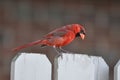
[12,24,86,53]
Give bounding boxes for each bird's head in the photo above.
[71,24,86,40]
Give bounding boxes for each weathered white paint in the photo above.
[11,53,51,80]
[114,60,120,80]
[54,53,109,80]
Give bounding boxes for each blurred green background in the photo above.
[0,0,120,80]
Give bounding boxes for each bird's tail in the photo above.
[12,40,46,52]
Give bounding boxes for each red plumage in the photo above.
[12,24,86,52]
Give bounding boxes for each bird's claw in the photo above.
[56,53,63,59]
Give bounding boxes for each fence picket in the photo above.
[114,60,120,80]
[54,53,109,80]
[11,53,51,80]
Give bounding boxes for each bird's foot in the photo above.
[54,47,71,59]
[54,47,70,54]
[55,53,63,59]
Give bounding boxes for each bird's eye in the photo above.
[80,30,83,33]
[75,32,80,37]
[80,30,85,35]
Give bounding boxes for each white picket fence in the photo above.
[11,53,120,80]
[114,60,120,80]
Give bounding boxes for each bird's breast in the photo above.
[61,31,75,46]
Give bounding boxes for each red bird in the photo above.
[12,24,86,53]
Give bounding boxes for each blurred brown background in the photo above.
[0,0,120,80]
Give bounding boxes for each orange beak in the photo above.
[80,33,85,40]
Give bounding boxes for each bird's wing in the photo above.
[42,28,68,39]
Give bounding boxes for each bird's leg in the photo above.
[54,47,69,53]
[59,47,70,53]
[54,47,66,59]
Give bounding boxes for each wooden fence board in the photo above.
[114,60,120,80]
[11,53,51,80]
[54,53,109,80]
